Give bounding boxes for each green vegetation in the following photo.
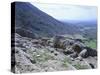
[32,51,55,62]
[61,58,71,67]
[73,63,89,70]
[62,59,68,67]
[84,38,97,49]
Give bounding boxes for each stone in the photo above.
[79,49,88,58]
[72,44,82,53]
[85,47,97,57]
[70,52,78,58]
[63,50,73,55]
[53,35,66,49]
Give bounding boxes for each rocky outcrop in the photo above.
[53,36,97,58]
[12,33,97,73]
[79,47,97,58]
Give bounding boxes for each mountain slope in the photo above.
[15,2,79,38]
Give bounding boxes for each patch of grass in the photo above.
[32,52,55,62]
[62,58,71,67]
[62,61,68,67]
[73,63,89,70]
[41,52,55,61]
[84,39,97,49]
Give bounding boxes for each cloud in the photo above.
[31,3,97,21]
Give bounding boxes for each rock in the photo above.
[78,47,97,58]
[53,35,66,49]
[53,35,75,50]
[70,52,78,58]
[13,33,97,73]
[29,59,36,64]
[78,49,88,58]
[48,42,54,47]
[63,50,74,55]
[84,56,97,68]
[31,39,39,44]
[72,44,82,53]
[77,46,97,58]
[74,39,83,43]
[54,53,58,56]
[39,37,51,46]
[51,51,54,53]
[75,56,83,61]
[84,47,97,57]
[89,63,95,69]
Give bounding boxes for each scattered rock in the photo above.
[12,33,97,73]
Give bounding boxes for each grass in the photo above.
[62,60,68,67]
[32,52,55,62]
[84,39,97,49]
[61,58,71,67]
[73,63,89,70]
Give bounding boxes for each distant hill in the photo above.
[62,20,97,39]
[15,2,80,38]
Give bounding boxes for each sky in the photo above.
[31,3,97,21]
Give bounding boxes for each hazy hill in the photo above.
[15,2,80,38]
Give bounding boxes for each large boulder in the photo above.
[72,42,86,53]
[78,49,88,58]
[53,36,66,49]
[72,44,82,53]
[78,47,97,58]
[53,35,74,50]
[84,47,97,57]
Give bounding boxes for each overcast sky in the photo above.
[31,3,97,21]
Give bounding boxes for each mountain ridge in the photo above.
[15,2,80,38]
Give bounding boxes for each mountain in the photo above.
[11,2,97,73]
[15,2,80,38]
[62,20,97,39]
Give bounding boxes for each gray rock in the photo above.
[70,52,78,58]
[72,44,82,53]
[85,47,97,57]
[13,33,97,73]
[79,49,88,58]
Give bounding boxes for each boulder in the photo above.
[84,47,97,57]
[78,47,97,58]
[72,44,82,53]
[53,36,74,50]
[53,36,66,49]
[78,49,88,58]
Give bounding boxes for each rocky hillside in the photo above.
[11,33,97,73]
[11,2,97,73]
